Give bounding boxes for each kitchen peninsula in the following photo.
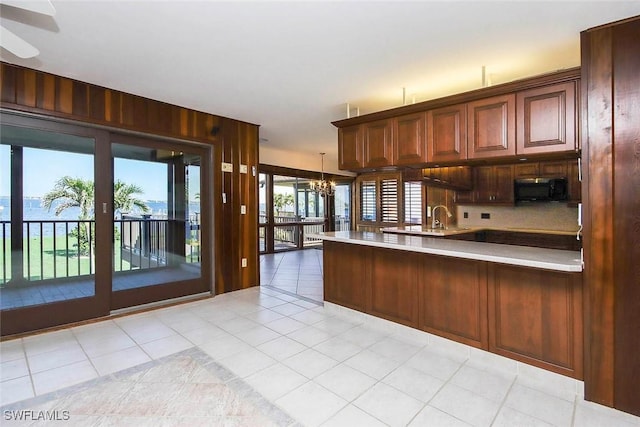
[311,231,583,379]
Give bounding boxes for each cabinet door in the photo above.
[338,125,363,170]
[493,165,514,204]
[368,248,419,328]
[394,112,427,166]
[427,104,467,163]
[363,119,394,168]
[514,163,539,178]
[488,264,583,378]
[517,81,577,155]
[474,166,494,203]
[419,255,488,349]
[468,94,516,159]
[323,241,368,311]
[539,160,568,177]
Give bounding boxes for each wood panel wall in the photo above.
[0,62,260,295]
[581,16,640,416]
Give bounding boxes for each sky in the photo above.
[0,145,200,202]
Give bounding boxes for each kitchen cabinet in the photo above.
[514,160,568,178]
[422,166,473,191]
[516,82,577,155]
[488,263,583,378]
[369,248,419,328]
[338,125,364,170]
[323,240,368,311]
[474,165,514,204]
[363,119,394,168]
[393,112,427,166]
[467,94,516,159]
[427,103,467,163]
[484,231,581,251]
[419,256,488,349]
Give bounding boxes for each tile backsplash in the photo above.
[456,203,579,232]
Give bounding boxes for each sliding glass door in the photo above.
[0,114,212,335]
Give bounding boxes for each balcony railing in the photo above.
[1,215,201,286]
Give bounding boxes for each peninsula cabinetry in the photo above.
[320,238,583,379]
[467,94,516,159]
[516,81,577,155]
[488,264,583,378]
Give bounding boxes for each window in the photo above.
[381,178,398,223]
[360,180,376,221]
[404,181,422,224]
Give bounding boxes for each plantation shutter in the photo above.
[360,180,376,222]
[404,181,422,224]
[380,178,398,223]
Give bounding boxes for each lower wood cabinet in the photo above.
[488,264,583,378]
[369,248,419,327]
[322,241,584,379]
[323,241,368,311]
[419,256,488,349]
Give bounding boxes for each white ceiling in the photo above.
[2,1,640,173]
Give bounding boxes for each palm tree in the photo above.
[42,176,94,220]
[114,180,149,215]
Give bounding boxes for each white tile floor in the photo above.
[0,251,639,426]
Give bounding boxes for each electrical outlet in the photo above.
[481,213,490,219]
[239,164,248,174]
[464,212,469,219]
[241,258,247,267]
[240,205,246,214]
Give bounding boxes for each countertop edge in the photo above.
[310,232,583,273]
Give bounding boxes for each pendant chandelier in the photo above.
[310,153,335,197]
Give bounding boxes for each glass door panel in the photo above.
[334,183,351,231]
[1,125,96,310]
[111,140,207,309]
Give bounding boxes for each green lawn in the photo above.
[0,235,130,285]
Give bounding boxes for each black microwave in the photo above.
[514,177,568,202]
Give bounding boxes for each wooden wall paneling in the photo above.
[88,85,105,121]
[71,81,89,117]
[488,264,583,378]
[612,18,640,416]
[323,241,369,311]
[418,255,488,348]
[238,121,259,289]
[16,68,36,107]
[368,247,419,328]
[581,26,615,407]
[0,63,17,103]
[37,73,56,111]
[55,77,73,114]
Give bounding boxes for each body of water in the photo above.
[0,197,200,238]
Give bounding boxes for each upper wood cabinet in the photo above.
[474,165,514,204]
[338,125,363,170]
[393,112,427,166]
[363,119,394,168]
[427,103,467,163]
[467,94,516,159]
[516,82,577,155]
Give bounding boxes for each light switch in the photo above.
[241,258,247,267]
[240,205,246,214]
[239,164,248,174]
[222,193,227,203]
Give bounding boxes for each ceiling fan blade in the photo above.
[0,26,39,58]
[0,0,55,16]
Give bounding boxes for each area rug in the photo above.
[1,348,298,426]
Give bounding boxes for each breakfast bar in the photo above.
[311,231,584,379]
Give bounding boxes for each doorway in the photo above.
[0,114,212,336]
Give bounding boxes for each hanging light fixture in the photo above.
[310,153,335,197]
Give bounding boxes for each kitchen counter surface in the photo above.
[381,225,580,237]
[310,231,582,272]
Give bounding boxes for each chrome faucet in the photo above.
[431,205,453,229]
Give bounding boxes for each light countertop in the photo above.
[309,231,583,272]
[381,225,580,237]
